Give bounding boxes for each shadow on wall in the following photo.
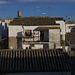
[17,32,23,49]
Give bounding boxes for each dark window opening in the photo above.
[25,30,32,36]
[40,31,44,41]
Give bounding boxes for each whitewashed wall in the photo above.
[56,20,66,40]
[23,43,43,49]
[49,29,60,49]
[9,26,39,37]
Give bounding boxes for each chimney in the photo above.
[17,11,21,18]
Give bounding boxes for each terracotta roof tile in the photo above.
[0,49,71,73]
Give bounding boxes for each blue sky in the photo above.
[0,0,75,21]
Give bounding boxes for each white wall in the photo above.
[23,43,43,49]
[49,29,60,49]
[56,20,66,40]
[9,26,39,37]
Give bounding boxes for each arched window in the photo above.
[71,27,75,32]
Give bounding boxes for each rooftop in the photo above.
[9,17,64,26]
[66,32,75,45]
[0,49,71,73]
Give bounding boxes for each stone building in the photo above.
[9,11,66,49]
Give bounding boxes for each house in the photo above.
[0,19,13,40]
[0,49,71,75]
[66,23,75,33]
[65,23,75,54]
[9,11,66,49]
[0,19,13,49]
[0,20,8,40]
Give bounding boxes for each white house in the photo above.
[66,24,75,33]
[0,20,8,40]
[9,11,66,49]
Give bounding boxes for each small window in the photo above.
[25,30,32,36]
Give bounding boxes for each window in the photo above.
[25,30,32,36]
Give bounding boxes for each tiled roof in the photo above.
[9,17,64,26]
[66,32,75,45]
[0,49,71,73]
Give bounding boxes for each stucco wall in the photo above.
[9,25,60,49]
[9,37,17,49]
[49,29,60,49]
[23,44,43,49]
[56,20,66,40]
[0,21,8,38]
[9,26,39,37]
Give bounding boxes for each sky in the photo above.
[0,0,75,21]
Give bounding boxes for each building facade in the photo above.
[9,11,66,49]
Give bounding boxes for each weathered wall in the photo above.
[49,29,60,49]
[23,44,44,49]
[9,25,60,49]
[9,26,39,37]
[9,26,39,49]
[9,37,17,49]
[56,20,66,40]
